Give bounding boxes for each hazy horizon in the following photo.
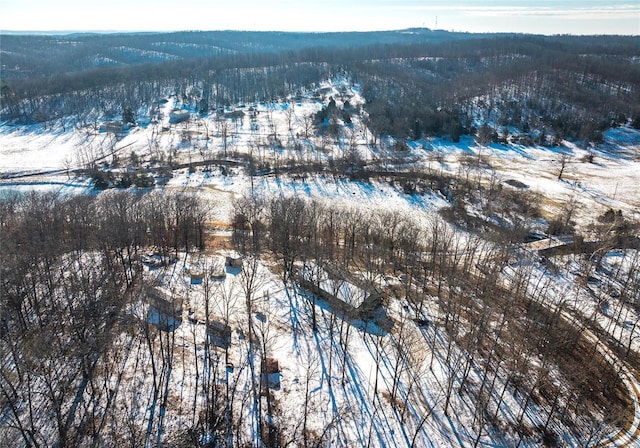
[1,1,638,36]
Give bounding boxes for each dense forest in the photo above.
[0,29,484,78]
[2,30,639,144]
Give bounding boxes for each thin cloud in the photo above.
[386,3,639,26]
[468,5,640,19]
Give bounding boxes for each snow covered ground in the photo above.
[2,78,639,446]
[2,78,638,229]
[116,251,487,447]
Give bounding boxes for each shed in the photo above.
[210,256,227,280]
[146,287,183,332]
[207,320,232,349]
[142,253,177,268]
[190,270,204,285]
[262,358,281,391]
[147,287,182,317]
[226,255,243,269]
[300,264,368,308]
[169,110,190,124]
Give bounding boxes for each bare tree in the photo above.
[558,152,570,180]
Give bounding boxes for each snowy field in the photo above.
[2,79,638,229]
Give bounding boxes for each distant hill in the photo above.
[1,30,638,144]
[0,28,488,79]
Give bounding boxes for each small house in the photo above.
[99,121,123,133]
[226,255,243,269]
[296,263,390,333]
[148,287,182,317]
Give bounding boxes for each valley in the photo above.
[1,30,640,447]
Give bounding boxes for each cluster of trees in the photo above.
[0,62,331,126]
[1,189,315,447]
[90,169,155,189]
[230,193,636,446]
[1,186,637,446]
[0,190,207,446]
[357,36,640,143]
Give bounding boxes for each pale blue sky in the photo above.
[0,0,638,35]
